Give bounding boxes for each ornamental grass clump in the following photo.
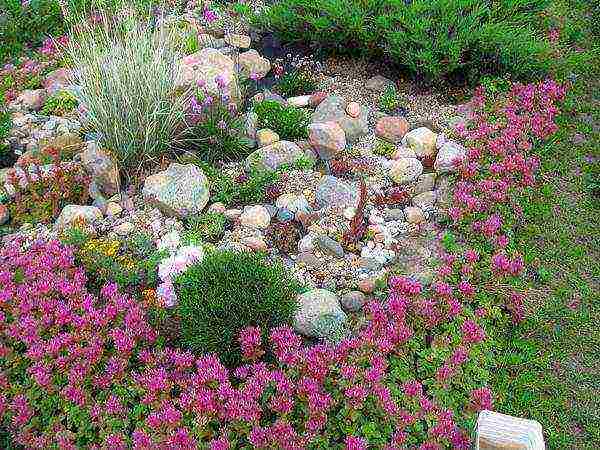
[64,6,187,175]
[175,250,300,367]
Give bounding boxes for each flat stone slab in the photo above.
[477,410,545,450]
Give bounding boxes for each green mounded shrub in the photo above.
[253,100,309,140]
[175,250,300,366]
[255,0,552,84]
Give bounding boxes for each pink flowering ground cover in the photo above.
[0,79,566,449]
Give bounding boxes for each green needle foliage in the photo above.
[255,0,551,84]
[175,250,300,367]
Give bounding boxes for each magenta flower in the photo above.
[202,7,218,23]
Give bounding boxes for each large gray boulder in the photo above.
[293,289,347,339]
[311,96,368,143]
[142,163,209,218]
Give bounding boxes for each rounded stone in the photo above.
[256,128,280,148]
[298,234,315,253]
[224,33,251,49]
[241,236,268,251]
[16,89,47,111]
[365,75,395,92]
[388,158,423,184]
[238,49,271,79]
[293,289,347,338]
[55,205,103,231]
[434,140,467,174]
[240,205,271,229]
[308,121,346,161]
[245,141,304,172]
[296,252,323,268]
[311,95,368,143]
[176,48,241,104]
[315,175,357,209]
[44,68,72,95]
[224,208,242,220]
[375,116,409,144]
[343,207,356,220]
[142,163,210,218]
[314,234,344,258]
[346,102,361,118]
[404,206,426,224]
[412,191,437,209]
[391,146,417,160]
[341,291,366,312]
[413,173,437,195]
[358,278,376,294]
[275,193,298,210]
[384,208,405,221]
[287,95,312,107]
[403,127,438,158]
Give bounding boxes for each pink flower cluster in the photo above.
[39,36,69,57]
[0,78,565,448]
[0,237,475,448]
[450,79,566,321]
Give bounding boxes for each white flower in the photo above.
[176,245,204,266]
[157,229,181,254]
[158,254,186,282]
[157,280,177,307]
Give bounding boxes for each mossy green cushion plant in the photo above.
[175,250,300,366]
[253,100,309,140]
[41,90,78,116]
[275,69,318,97]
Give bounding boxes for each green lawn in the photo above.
[488,5,600,444]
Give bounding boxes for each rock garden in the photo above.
[0,0,598,449]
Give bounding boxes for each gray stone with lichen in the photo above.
[293,289,347,339]
[142,163,209,218]
[245,140,304,172]
[311,95,368,143]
